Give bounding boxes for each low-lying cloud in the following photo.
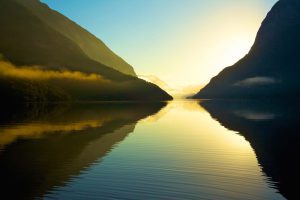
[0,60,108,82]
[234,110,277,120]
[234,76,279,87]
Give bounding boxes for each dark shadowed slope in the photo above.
[200,100,300,200]
[0,0,172,101]
[194,0,300,99]
[0,102,166,200]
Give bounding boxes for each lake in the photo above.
[0,100,298,200]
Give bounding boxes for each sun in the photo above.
[219,36,253,67]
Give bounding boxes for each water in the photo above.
[0,100,297,200]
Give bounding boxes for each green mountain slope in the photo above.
[14,0,136,76]
[0,0,172,101]
[0,0,125,80]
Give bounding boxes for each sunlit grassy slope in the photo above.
[14,0,136,76]
[0,61,171,102]
[0,0,172,102]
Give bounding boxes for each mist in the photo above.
[0,61,108,82]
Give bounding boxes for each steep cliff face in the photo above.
[194,0,300,98]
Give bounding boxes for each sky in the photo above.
[42,0,278,89]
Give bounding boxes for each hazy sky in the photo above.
[42,0,278,88]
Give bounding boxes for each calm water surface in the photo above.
[0,100,294,200]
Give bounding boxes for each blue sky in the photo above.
[42,0,278,88]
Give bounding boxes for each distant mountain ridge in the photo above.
[193,0,300,98]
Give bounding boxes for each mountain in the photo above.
[14,0,136,76]
[7,0,136,76]
[0,0,172,101]
[193,0,300,99]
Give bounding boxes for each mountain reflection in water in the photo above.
[0,101,293,200]
[0,102,166,200]
[200,100,300,200]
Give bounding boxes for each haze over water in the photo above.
[0,101,287,200]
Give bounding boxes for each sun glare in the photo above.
[219,36,253,67]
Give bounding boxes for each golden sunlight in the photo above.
[0,61,108,82]
[218,36,253,67]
